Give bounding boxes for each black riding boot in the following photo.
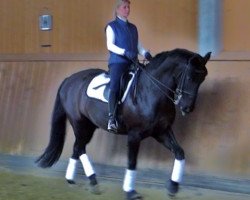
[107,91,118,133]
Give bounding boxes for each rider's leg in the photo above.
[108,89,118,131]
[107,63,128,132]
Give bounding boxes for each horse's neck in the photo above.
[145,62,175,88]
[137,66,175,103]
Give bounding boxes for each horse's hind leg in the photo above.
[65,135,85,184]
[65,155,78,184]
[153,128,185,196]
[65,140,93,185]
[65,118,99,192]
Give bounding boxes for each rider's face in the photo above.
[116,2,130,19]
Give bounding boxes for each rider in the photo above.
[106,0,153,133]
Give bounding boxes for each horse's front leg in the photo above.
[153,128,185,197]
[124,134,143,200]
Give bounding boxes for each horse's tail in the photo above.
[36,84,67,168]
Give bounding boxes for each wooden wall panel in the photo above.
[0,61,106,155]
[0,1,26,53]
[0,0,197,54]
[223,0,250,51]
[132,0,198,53]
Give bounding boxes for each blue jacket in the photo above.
[107,17,138,65]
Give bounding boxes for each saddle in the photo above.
[86,69,137,103]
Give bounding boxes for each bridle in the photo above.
[136,61,197,105]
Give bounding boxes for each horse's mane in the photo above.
[147,48,196,68]
[146,51,169,68]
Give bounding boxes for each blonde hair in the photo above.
[113,0,131,17]
[115,0,130,7]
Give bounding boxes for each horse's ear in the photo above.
[203,52,212,64]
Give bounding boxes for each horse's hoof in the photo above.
[167,180,179,197]
[90,184,102,195]
[66,179,76,185]
[126,190,143,200]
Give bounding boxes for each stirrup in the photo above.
[107,118,118,133]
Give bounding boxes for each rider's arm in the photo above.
[106,25,125,55]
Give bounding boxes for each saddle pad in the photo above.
[87,73,110,103]
[86,72,135,103]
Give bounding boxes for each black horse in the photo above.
[36,48,211,200]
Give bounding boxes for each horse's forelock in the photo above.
[187,55,208,83]
[189,55,208,74]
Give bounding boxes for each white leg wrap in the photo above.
[65,158,78,180]
[171,159,185,183]
[123,169,137,192]
[79,154,95,177]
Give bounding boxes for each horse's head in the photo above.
[173,51,211,115]
[144,49,210,116]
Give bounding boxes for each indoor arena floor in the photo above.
[0,168,249,200]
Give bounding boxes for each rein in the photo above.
[135,61,191,105]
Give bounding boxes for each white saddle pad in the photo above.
[86,72,135,103]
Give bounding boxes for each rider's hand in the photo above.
[124,50,137,61]
[145,52,153,61]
